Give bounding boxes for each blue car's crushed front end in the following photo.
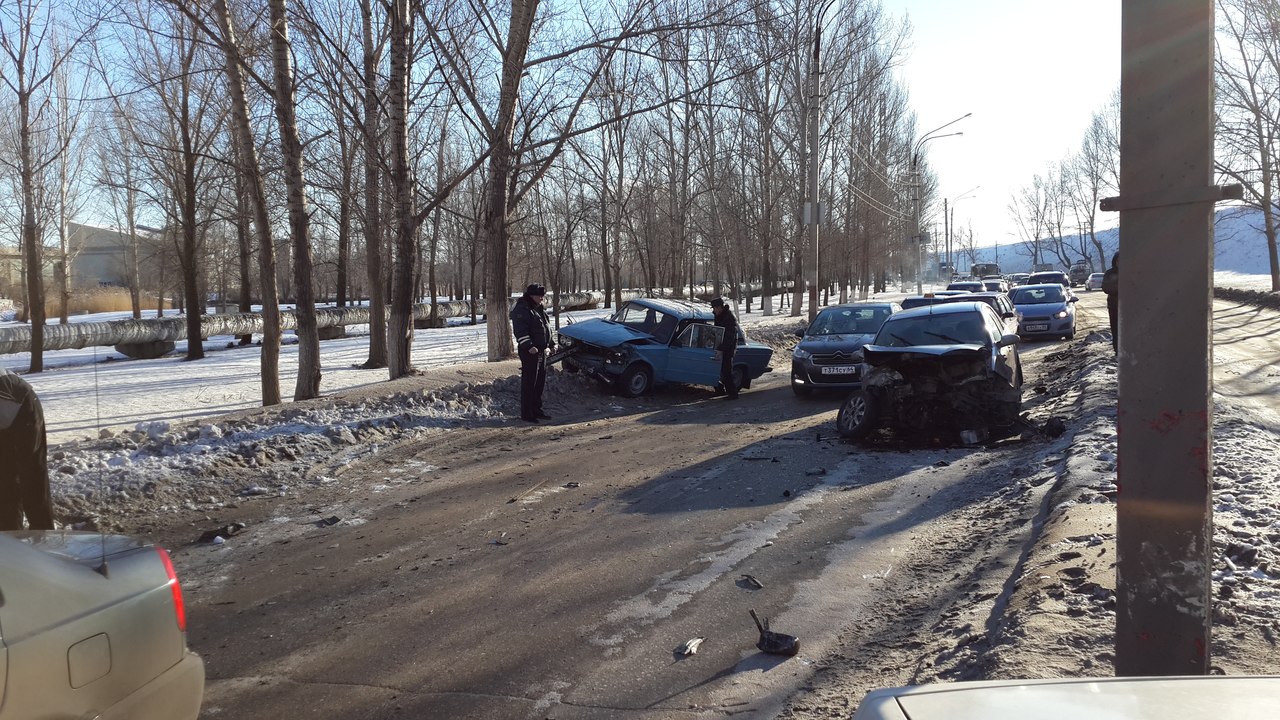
[555,321,653,382]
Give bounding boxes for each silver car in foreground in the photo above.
[853,676,1280,720]
[0,531,204,719]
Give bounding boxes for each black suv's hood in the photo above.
[796,332,874,355]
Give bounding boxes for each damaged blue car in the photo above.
[552,298,773,397]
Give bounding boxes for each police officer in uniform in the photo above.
[0,367,53,530]
[510,284,554,422]
[710,298,739,399]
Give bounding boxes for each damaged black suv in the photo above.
[835,302,1023,444]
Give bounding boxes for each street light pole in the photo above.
[805,27,822,322]
[910,115,969,293]
[802,0,837,323]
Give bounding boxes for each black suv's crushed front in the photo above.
[836,303,1023,444]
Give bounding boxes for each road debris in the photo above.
[740,574,765,590]
[675,637,706,655]
[197,522,246,543]
[749,609,799,656]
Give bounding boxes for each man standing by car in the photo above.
[510,284,553,422]
[0,367,53,530]
[710,298,739,399]
[1103,252,1119,352]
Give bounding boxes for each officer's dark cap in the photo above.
[710,297,726,309]
[525,283,546,297]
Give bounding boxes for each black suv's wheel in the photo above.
[836,389,878,440]
[791,381,813,397]
[616,364,653,397]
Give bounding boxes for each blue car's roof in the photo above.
[625,297,713,320]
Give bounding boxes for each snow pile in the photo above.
[47,374,547,527]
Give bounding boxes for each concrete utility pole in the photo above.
[803,26,823,323]
[1103,0,1240,676]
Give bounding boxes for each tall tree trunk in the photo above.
[216,0,281,405]
[483,0,539,361]
[234,167,253,344]
[180,140,204,360]
[337,140,352,307]
[387,0,417,378]
[20,90,45,372]
[361,0,387,368]
[268,0,321,400]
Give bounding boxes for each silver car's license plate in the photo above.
[820,366,858,375]
[1025,323,1049,332]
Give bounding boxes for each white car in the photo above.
[853,676,1280,720]
[0,531,205,719]
[1085,272,1106,291]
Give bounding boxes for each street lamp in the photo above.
[910,114,970,293]
[802,0,840,322]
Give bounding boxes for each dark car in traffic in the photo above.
[1026,270,1071,289]
[555,298,773,397]
[791,302,900,395]
[835,302,1023,444]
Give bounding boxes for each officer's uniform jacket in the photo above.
[510,296,553,353]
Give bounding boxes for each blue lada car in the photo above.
[553,298,774,397]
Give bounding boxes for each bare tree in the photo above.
[0,0,96,371]
[95,103,145,318]
[266,0,321,399]
[212,0,283,405]
[1064,89,1120,271]
[1216,0,1280,290]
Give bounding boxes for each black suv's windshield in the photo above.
[875,312,990,347]
[1011,286,1066,304]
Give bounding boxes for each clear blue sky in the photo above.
[881,0,1121,248]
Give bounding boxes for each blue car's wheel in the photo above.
[836,389,878,440]
[616,364,652,397]
[732,365,749,391]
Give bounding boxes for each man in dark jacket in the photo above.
[1102,252,1119,352]
[710,297,739,399]
[0,367,53,530]
[510,284,553,422]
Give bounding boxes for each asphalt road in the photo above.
[177,293,1112,719]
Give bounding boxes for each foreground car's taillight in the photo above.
[156,547,188,632]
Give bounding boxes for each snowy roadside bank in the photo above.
[978,333,1280,679]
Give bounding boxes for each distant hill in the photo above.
[961,206,1277,275]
